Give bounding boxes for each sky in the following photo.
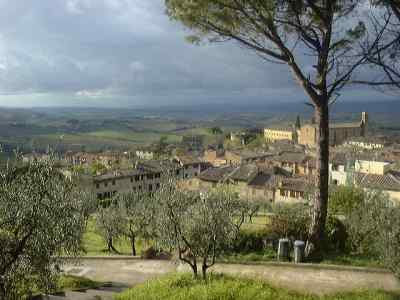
[0,0,397,108]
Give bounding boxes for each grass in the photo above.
[82,217,144,256]
[114,273,400,300]
[57,275,102,291]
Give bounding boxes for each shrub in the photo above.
[324,215,348,252]
[233,229,269,253]
[269,204,309,242]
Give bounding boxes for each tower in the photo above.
[361,112,368,137]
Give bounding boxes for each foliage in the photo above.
[82,216,137,256]
[345,191,390,254]
[208,127,223,135]
[269,204,309,242]
[232,229,269,253]
[95,201,125,254]
[90,162,107,176]
[329,186,364,216]
[324,215,348,252]
[341,189,400,276]
[0,158,86,300]
[119,192,157,256]
[115,273,399,300]
[375,204,400,277]
[154,182,247,279]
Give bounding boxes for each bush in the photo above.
[324,215,348,252]
[269,204,309,242]
[141,247,158,259]
[233,229,269,253]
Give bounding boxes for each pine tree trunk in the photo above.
[305,103,330,260]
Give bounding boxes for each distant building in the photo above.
[264,127,296,143]
[231,128,262,145]
[344,136,388,150]
[135,149,155,160]
[298,112,368,147]
[181,135,204,152]
[329,151,400,203]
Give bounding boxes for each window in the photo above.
[112,180,116,186]
[97,193,103,200]
[156,183,160,189]
[130,177,133,183]
[194,172,198,177]
[135,175,140,182]
[96,183,100,189]
[138,185,142,190]
[280,190,285,197]
[176,169,180,175]
[149,184,153,191]
[147,174,154,180]
[104,182,108,187]
[133,187,137,192]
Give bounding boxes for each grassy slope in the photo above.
[115,274,399,300]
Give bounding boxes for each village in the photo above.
[23,112,400,205]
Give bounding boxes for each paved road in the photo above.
[59,258,400,297]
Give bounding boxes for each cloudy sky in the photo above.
[0,0,396,108]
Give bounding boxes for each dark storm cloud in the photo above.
[0,0,395,107]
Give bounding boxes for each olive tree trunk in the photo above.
[305,103,330,260]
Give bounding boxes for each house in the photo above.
[187,163,308,204]
[345,136,389,150]
[135,148,155,160]
[203,145,226,167]
[266,151,316,176]
[93,168,163,200]
[264,127,296,143]
[173,154,212,179]
[329,151,400,203]
[225,150,273,166]
[298,112,368,147]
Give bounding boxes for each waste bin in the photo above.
[294,240,305,263]
[277,238,290,261]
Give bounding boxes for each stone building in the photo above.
[264,127,296,143]
[298,112,368,147]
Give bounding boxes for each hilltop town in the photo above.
[23,111,400,205]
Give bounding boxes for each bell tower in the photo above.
[361,112,368,136]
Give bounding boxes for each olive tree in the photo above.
[164,0,392,258]
[96,201,125,254]
[155,182,246,279]
[120,192,157,256]
[0,159,86,300]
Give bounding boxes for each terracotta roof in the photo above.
[94,169,147,182]
[248,167,291,188]
[354,172,400,191]
[198,166,236,182]
[229,164,259,182]
[278,177,312,192]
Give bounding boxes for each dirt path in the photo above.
[62,258,400,296]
